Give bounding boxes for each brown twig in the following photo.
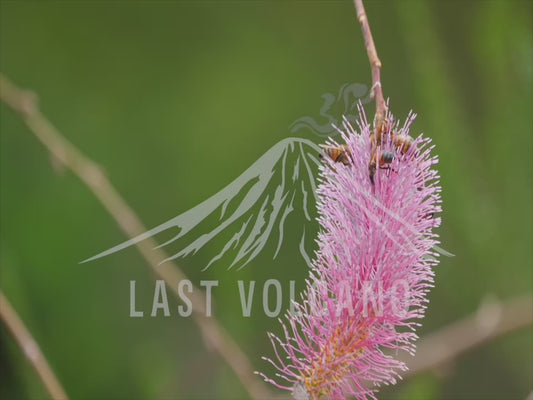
[404,294,533,376]
[0,74,271,399]
[353,0,387,132]
[0,291,69,400]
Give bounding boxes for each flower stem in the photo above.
[353,0,388,132]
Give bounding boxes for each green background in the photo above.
[1,0,531,399]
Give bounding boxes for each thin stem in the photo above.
[353,0,387,131]
[404,294,533,376]
[0,291,69,400]
[0,74,271,400]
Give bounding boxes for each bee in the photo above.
[320,141,396,181]
[368,149,395,183]
[367,115,394,181]
[319,144,351,166]
[319,126,414,185]
[393,133,413,154]
[368,122,413,183]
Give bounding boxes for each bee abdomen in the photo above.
[393,134,413,154]
[321,144,351,166]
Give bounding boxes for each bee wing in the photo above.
[81,138,322,270]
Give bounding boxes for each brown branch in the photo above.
[0,291,69,400]
[404,294,533,377]
[0,74,271,399]
[353,0,388,133]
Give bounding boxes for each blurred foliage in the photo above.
[1,1,531,399]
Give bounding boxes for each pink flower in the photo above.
[258,107,442,399]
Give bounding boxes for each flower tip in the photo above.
[292,382,311,400]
